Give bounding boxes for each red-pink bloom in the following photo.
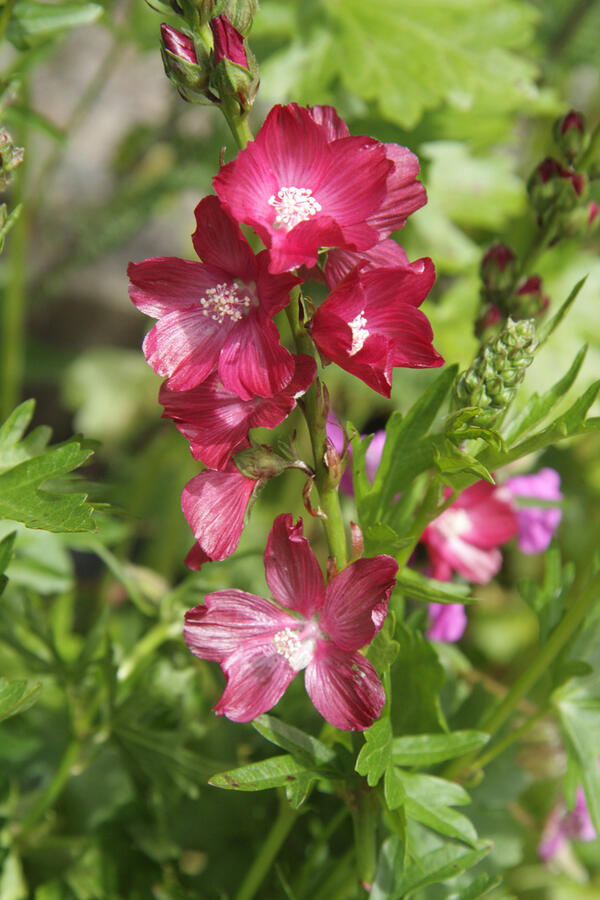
[128,195,299,398]
[213,104,425,273]
[184,514,398,729]
[311,264,443,397]
[210,14,248,67]
[159,354,316,470]
[538,787,596,862]
[427,603,468,643]
[182,466,259,568]
[324,238,411,289]
[421,482,518,584]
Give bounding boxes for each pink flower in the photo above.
[182,466,259,568]
[310,264,443,397]
[538,787,596,862]
[505,467,563,554]
[426,603,468,643]
[213,104,425,274]
[184,514,398,729]
[421,482,518,584]
[128,195,299,398]
[210,14,248,67]
[159,354,316,470]
[324,238,411,289]
[326,416,386,494]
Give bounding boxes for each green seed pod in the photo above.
[454,318,537,427]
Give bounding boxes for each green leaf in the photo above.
[209,754,315,792]
[391,731,489,766]
[0,400,51,473]
[368,611,401,674]
[434,439,494,484]
[0,437,95,532]
[396,569,475,606]
[355,717,393,786]
[7,0,103,50]
[452,873,503,900]
[363,524,412,557]
[322,0,541,129]
[252,715,340,774]
[0,677,41,722]
[554,681,600,835]
[404,796,478,846]
[536,277,587,346]
[371,836,492,899]
[390,626,447,734]
[504,345,587,444]
[0,530,17,596]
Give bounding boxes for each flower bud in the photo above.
[527,157,586,219]
[455,318,537,426]
[194,0,258,34]
[480,244,517,293]
[233,446,291,479]
[512,275,549,319]
[0,130,24,188]
[552,110,588,164]
[209,14,259,113]
[160,24,213,103]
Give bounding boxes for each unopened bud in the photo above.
[552,110,588,164]
[195,0,257,34]
[323,438,344,488]
[160,24,213,103]
[455,318,537,426]
[0,130,24,188]
[209,15,258,113]
[233,446,290,479]
[512,275,549,319]
[528,157,586,219]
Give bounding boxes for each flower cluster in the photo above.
[129,103,439,727]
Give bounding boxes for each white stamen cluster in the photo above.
[269,187,322,231]
[348,310,369,356]
[273,627,315,671]
[200,282,253,324]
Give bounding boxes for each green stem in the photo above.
[1,99,28,420]
[285,293,348,567]
[445,571,600,780]
[350,784,378,891]
[116,620,181,683]
[233,795,298,900]
[221,96,254,150]
[464,705,549,776]
[18,739,81,836]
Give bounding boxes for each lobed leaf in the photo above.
[355,717,393,786]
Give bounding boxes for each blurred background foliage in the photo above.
[0,0,599,897]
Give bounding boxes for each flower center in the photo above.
[268,187,322,231]
[348,310,370,356]
[435,508,472,540]
[273,626,315,672]
[200,282,254,324]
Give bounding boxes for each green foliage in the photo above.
[390,626,447,734]
[0,401,96,532]
[6,0,103,50]
[391,731,489,767]
[0,676,41,722]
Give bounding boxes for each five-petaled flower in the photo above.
[184,514,398,729]
[128,195,299,398]
[213,104,426,274]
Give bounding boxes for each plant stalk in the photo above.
[233,795,298,900]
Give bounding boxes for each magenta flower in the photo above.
[311,264,443,397]
[182,466,259,568]
[184,514,398,729]
[538,787,596,862]
[214,104,425,273]
[324,238,412,289]
[505,467,563,554]
[210,14,248,67]
[159,354,316,470]
[128,195,299,398]
[426,603,468,643]
[421,482,518,584]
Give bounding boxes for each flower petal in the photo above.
[182,468,258,561]
[305,643,385,731]
[214,642,298,722]
[143,308,224,389]
[192,195,256,281]
[426,603,467,643]
[367,143,426,237]
[128,257,229,318]
[264,514,325,616]
[219,311,295,399]
[184,590,299,662]
[321,556,398,650]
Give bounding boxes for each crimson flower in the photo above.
[213,104,425,273]
[184,514,398,729]
[421,482,518,584]
[128,195,299,398]
[159,354,316,470]
[310,264,443,397]
[324,238,412,289]
[182,466,259,569]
